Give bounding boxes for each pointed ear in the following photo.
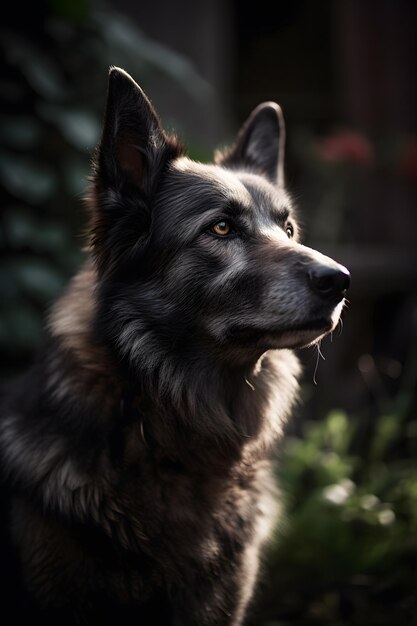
[96,67,171,192]
[216,102,285,186]
[89,68,184,275]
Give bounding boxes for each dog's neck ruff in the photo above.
[120,389,149,449]
[45,262,301,469]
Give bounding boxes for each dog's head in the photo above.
[91,68,349,368]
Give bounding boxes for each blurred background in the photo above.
[1,0,416,623]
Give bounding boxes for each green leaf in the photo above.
[2,33,70,101]
[38,104,100,150]
[0,266,20,301]
[371,414,400,460]
[33,223,70,254]
[0,116,42,149]
[62,155,90,195]
[14,259,65,300]
[94,11,212,101]
[0,304,42,349]
[0,152,56,203]
[2,207,38,247]
[46,0,90,23]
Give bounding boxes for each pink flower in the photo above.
[317,131,374,166]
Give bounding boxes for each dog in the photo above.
[0,67,350,625]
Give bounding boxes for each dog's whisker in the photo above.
[313,341,325,385]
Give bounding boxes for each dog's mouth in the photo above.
[228,319,331,348]
[227,301,344,350]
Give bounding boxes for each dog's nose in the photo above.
[308,264,350,299]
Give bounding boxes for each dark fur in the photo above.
[0,68,349,625]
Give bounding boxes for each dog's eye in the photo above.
[211,221,232,237]
[286,223,294,239]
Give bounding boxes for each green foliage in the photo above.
[258,410,417,625]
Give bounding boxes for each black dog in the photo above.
[0,67,350,625]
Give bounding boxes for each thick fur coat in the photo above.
[0,68,349,625]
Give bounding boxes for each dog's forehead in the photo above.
[236,172,290,213]
[170,157,289,216]
[171,157,252,206]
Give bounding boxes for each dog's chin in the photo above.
[265,326,330,349]
[228,301,345,351]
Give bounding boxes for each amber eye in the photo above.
[286,223,294,239]
[211,221,232,237]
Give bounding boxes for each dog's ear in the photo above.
[216,102,285,186]
[90,68,184,274]
[96,67,174,192]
